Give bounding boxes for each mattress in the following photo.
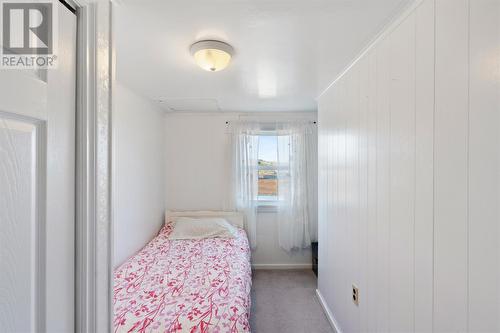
[114,223,252,333]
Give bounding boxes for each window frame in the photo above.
[253,131,290,208]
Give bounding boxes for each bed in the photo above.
[113,211,252,333]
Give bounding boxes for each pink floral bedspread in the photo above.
[114,224,252,333]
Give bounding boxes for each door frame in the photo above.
[70,0,113,332]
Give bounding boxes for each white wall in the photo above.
[113,83,166,267]
[317,0,500,332]
[165,113,314,268]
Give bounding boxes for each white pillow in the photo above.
[168,217,238,240]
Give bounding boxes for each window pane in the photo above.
[258,135,277,162]
[258,169,277,197]
[258,135,278,199]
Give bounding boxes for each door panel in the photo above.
[0,114,46,332]
[0,3,76,332]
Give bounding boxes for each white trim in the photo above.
[256,203,279,213]
[316,289,342,333]
[75,5,94,332]
[164,111,317,117]
[252,263,312,270]
[75,1,112,332]
[190,40,234,57]
[317,0,425,99]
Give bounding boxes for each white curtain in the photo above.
[231,122,259,249]
[276,122,317,251]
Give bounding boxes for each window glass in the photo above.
[257,135,278,200]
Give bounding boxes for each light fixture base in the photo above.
[190,40,234,72]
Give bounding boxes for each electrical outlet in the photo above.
[352,284,359,306]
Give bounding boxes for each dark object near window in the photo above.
[311,242,318,277]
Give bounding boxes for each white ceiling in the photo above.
[115,0,411,112]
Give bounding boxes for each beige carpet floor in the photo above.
[250,270,334,333]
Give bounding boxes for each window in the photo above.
[256,133,290,202]
[257,135,278,201]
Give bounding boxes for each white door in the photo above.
[0,2,76,332]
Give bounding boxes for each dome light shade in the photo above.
[190,40,233,72]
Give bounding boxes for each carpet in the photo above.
[250,269,333,333]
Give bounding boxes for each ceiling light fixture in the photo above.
[190,40,233,72]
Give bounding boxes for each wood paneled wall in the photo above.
[317,1,500,332]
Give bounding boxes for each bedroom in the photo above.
[0,0,499,332]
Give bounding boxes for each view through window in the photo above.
[257,134,289,201]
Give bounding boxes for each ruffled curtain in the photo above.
[276,122,317,251]
[231,122,260,249]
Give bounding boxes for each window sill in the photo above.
[256,203,279,213]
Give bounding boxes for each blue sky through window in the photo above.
[258,135,277,162]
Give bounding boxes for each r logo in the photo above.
[2,2,52,54]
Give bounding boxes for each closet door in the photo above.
[0,2,77,332]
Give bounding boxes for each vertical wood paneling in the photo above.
[346,74,355,330]
[434,0,469,330]
[468,0,500,331]
[365,50,378,332]
[317,1,499,332]
[318,83,335,307]
[414,0,435,331]
[375,34,391,333]
[347,65,361,332]
[329,86,338,312]
[357,56,370,333]
[388,14,416,332]
[335,76,349,328]
[319,77,338,317]
[327,84,337,308]
[317,89,329,290]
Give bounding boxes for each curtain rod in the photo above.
[225,120,317,125]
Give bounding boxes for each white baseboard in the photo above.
[316,289,343,333]
[252,263,312,270]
